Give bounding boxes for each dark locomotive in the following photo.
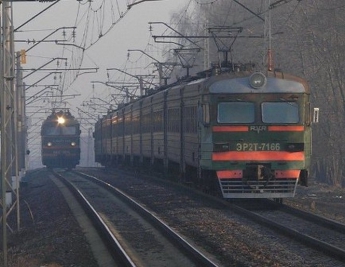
[94,67,316,199]
[41,109,81,169]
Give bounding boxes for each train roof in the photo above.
[157,69,310,95]
[206,70,310,94]
[42,109,79,126]
[103,67,309,117]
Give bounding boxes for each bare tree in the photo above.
[294,0,345,185]
[168,1,345,186]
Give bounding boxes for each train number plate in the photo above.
[236,143,281,151]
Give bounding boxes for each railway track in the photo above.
[229,200,345,262]
[112,167,345,261]
[76,167,345,266]
[51,169,219,267]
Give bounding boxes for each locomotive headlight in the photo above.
[249,72,266,89]
[71,142,76,146]
[57,117,65,124]
[47,142,52,147]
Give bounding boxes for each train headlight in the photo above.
[71,142,76,146]
[57,117,65,124]
[47,142,52,147]
[249,72,266,89]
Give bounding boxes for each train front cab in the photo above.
[41,116,81,169]
[200,72,313,199]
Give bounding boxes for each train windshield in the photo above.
[262,102,299,123]
[62,126,77,135]
[217,102,255,123]
[45,127,60,135]
[44,126,77,135]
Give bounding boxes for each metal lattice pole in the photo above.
[1,1,16,266]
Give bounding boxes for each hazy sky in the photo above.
[13,0,191,115]
[12,0,198,165]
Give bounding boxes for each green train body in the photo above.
[94,70,313,199]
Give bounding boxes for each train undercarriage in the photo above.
[100,153,303,202]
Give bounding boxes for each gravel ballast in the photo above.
[2,168,345,267]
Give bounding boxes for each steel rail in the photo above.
[74,170,220,267]
[51,171,137,267]
[229,201,345,262]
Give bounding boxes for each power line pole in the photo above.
[1,1,15,266]
[264,0,273,71]
[203,7,210,70]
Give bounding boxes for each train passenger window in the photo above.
[217,102,255,123]
[262,102,299,123]
[62,126,77,135]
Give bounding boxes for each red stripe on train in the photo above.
[212,151,304,161]
[212,126,249,132]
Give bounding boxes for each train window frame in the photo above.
[261,101,299,124]
[167,108,181,133]
[217,102,255,124]
[184,106,197,133]
[153,110,164,132]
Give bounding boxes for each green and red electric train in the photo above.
[94,67,315,199]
